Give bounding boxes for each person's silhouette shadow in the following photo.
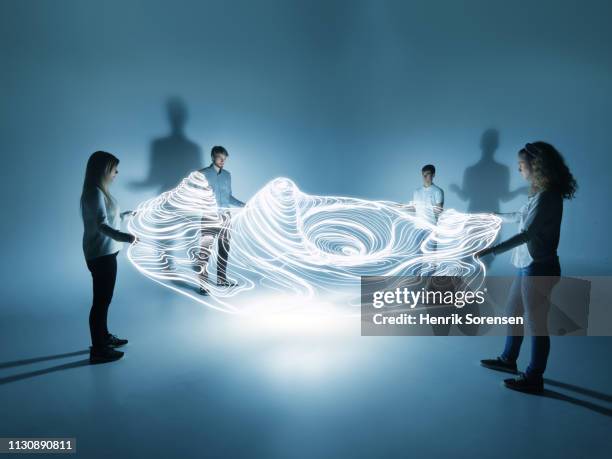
[0,350,90,385]
[450,129,527,213]
[542,378,612,417]
[131,97,203,195]
[450,129,527,268]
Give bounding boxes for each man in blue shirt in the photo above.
[198,146,245,294]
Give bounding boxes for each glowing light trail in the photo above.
[127,172,501,314]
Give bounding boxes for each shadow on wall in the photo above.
[450,128,527,213]
[131,97,203,195]
[450,129,528,269]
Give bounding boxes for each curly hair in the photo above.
[520,142,577,199]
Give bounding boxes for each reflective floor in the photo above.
[1,259,611,458]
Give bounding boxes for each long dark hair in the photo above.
[520,142,577,199]
[80,151,119,212]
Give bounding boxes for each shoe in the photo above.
[480,357,517,374]
[89,345,124,364]
[504,372,544,394]
[199,287,210,296]
[217,280,237,287]
[106,333,128,348]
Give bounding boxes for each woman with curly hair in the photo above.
[476,142,577,394]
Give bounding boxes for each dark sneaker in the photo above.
[90,345,124,364]
[199,287,210,296]
[480,357,518,374]
[504,373,544,394]
[106,333,128,348]
[217,280,237,287]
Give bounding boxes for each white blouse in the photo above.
[81,187,132,260]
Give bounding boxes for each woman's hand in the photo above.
[128,234,139,244]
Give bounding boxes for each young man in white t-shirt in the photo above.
[411,164,444,280]
[413,164,444,225]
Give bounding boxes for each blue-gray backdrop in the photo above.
[1,0,611,307]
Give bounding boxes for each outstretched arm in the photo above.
[475,231,528,258]
[476,193,553,258]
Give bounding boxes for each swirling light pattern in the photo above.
[127,172,501,314]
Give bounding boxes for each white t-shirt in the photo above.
[413,184,444,225]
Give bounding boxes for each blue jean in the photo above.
[501,258,561,380]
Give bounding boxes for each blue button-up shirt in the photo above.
[200,164,245,209]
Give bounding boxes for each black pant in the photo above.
[86,252,118,347]
[199,213,231,283]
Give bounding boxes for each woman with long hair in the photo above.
[81,151,137,364]
[476,142,577,394]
